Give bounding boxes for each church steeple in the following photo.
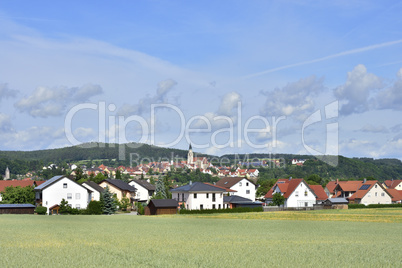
[187,144,193,164]
[5,166,10,180]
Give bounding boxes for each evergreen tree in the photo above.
[102,186,117,214]
[153,177,167,199]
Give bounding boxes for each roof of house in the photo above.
[223,195,252,203]
[384,179,402,189]
[385,188,402,202]
[348,181,387,200]
[336,181,364,192]
[0,180,45,192]
[309,185,328,201]
[204,183,237,192]
[130,179,156,191]
[216,177,255,189]
[82,180,105,193]
[34,175,66,190]
[148,199,178,208]
[170,182,226,193]
[325,181,338,194]
[102,179,136,192]
[325,198,349,204]
[265,178,316,199]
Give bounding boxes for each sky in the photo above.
[1,0,402,160]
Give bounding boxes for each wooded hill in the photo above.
[0,143,401,180]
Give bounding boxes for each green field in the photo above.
[1,209,401,267]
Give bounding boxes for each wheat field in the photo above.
[0,209,401,267]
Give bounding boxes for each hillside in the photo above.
[0,144,401,180]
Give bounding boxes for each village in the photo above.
[0,145,401,215]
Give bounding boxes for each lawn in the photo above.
[0,209,401,267]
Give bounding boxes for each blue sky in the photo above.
[1,0,402,160]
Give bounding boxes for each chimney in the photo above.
[363,178,367,183]
[336,179,339,185]
[189,180,192,185]
[289,177,292,181]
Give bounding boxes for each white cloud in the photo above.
[14,84,103,117]
[376,68,402,110]
[334,64,383,115]
[118,79,177,116]
[193,92,241,130]
[4,126,65,150]
[260,75,324,120]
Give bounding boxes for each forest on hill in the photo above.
[0,143,401,181]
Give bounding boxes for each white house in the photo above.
[265,178,317,208]
[216,177,257,201]
[129,179,155,202]
[348,181,392,205]
[82,180,104,201]
[171,182,225,210]
[34,175,91,214]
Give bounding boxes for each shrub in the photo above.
[179,206,263,215]
[35,206,47,215]
[84,200,103,215]
[349,203,402,209]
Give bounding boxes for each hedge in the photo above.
[179,206,263,214]
[348,203,402,209]
[35,206,47,215]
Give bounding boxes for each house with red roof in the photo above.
[264,178,317,208]
[384,188,402,204]
[383,179,402,190]
[347,180,392,205]
[309,185,328,204]
[324,180,339,198]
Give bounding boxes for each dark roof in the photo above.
[130,179,156,191]
[170,182,226,193]
[325,198,349,204]
[223,195,252,203]
[103,179,136,192]
[149,199,178,208]
[216,177,255,189]
[0,204,36,208]
[34,175,66,190]
[82,180,105,193]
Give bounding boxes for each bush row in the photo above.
[348,203,402,209]
[179,206,263,214]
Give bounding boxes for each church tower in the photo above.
[187,144,194,165]
[5,166,10,180]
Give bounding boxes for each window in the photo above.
[177,193,179,200]
[206,193,209,198]
[218,204,221,209]
[212,204,216,209]
[381,193,385,196]
[200,204,203,210]
[375,184,378,188]
[76,204,80,209]
[246,190,250,194]
[67,193,72,199]
[305,202,308,207]
[75,193,80,199]
[375,192,377,197]
[246,182,249,186]
[239,182,242,186]
[212,193,216,202]
[63,183,67,188]
[194,193,197,199]
[304,191,308,197]
[295,191,299,197]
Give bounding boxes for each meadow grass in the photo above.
[0,209,401,267]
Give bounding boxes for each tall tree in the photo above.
[102,186,117,214]
[153,178,167,199]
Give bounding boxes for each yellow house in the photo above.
[99,179,136,203]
